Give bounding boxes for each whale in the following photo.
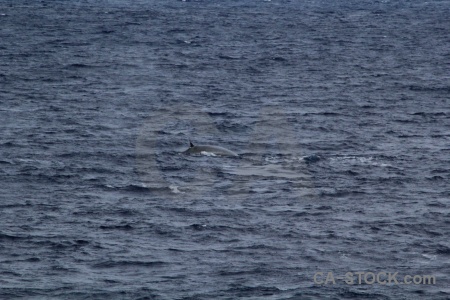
[183,141,238,157]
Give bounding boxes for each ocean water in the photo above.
[1,0,449,299]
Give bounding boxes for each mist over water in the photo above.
[1,0,449,299]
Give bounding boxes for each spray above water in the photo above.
[183,140,239,157]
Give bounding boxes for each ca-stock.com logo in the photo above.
[135,104,315,200]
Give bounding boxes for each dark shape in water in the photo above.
[183,141,238,157]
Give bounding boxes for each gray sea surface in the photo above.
[1,0,449,299]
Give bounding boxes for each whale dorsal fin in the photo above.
[189,141,194,148]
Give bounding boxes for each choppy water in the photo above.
[1,0,449,299]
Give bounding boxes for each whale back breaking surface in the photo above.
[183,144,238,157]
